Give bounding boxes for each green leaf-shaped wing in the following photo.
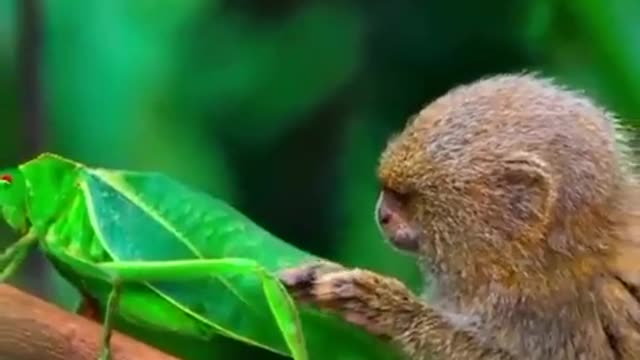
[76,169,396,360]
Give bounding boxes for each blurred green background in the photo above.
[2,0,640,359]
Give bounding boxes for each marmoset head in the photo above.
[375,74,625,268]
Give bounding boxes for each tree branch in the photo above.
[0,284,179,360]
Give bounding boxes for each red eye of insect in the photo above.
[1,174,13,183]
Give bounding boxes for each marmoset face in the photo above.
[375,189,420,253]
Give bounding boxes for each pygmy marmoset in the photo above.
[280,74,640,359]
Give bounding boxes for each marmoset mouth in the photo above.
[387,227,420,253]
[376,220,420,254]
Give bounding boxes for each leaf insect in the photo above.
[0,153,308,360]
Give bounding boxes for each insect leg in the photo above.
[0,245,30,281]
[95,259,308,360]
[90,260,257,360]
[0,230,37,265]
[98,282,121,360]
[40,249,123,360]
[95,258,260,281]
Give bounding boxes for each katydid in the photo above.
[0,153,310,360]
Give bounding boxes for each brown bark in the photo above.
[0,284,179,360]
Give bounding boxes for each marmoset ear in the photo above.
[494,151,556,227]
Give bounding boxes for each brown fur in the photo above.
[280,73,640,359]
